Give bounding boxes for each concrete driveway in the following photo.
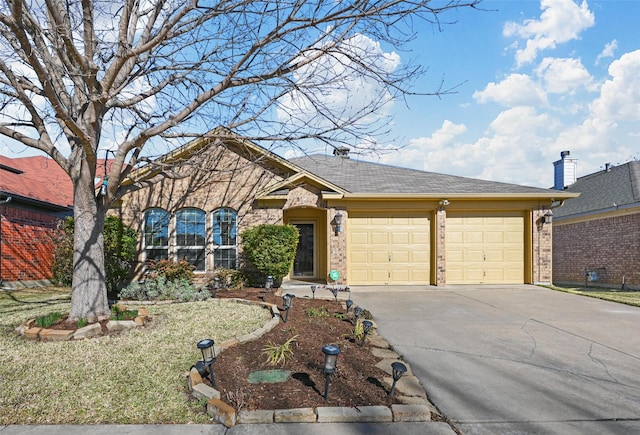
[351,285,640,435]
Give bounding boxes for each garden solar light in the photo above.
[282,293,295,323]
[213,277,220,290]
[345,299,353,312]
[322,345,341,400]
[310,285,317,299]
[353,306,363,324]
[389,361,407,397]
[361,320,373,347]
[331,287,338,302]
[196,338,217,387]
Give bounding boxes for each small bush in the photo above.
[118,276,209,302]
[204,268,244,291]
[146,259,195,283]
[241,224,299,282]
[262,335,298,366]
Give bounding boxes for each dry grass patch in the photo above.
[544,285,640,307]
[0,287,271,424]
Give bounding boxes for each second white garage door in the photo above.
[348,212,430,285]
[446,212,524,284]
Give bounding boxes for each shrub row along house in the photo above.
[116,129,573,286]
[3,130,586,288]
[551,152,640,290]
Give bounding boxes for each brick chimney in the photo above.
[553,151,577,190]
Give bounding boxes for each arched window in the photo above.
[212,208,237,269]
[176,208,206,271]
[143,208,170,262]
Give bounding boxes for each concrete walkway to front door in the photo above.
[350,284,640,435]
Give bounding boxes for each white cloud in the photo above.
[535,57,594,93]
[590,49,640,121]
[473,74,547,107]
[503,0,595,66]
[595,39,618,65]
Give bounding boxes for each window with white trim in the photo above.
[212,208,237,269]
[175,208,206,271]
[143,208,170,262]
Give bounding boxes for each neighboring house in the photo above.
[0,155,73,284]
[552,152,640,290]
[118,129,575,286]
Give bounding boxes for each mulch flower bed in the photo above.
[213,287,398,411]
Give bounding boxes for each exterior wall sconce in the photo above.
[543,211,553,224]
[322,345,341,400]
[333,211,344,234]
[195,338,217,387]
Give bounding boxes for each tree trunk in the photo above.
[68,167,110,322]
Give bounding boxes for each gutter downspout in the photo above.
[0,196,12,286]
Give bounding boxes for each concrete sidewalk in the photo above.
[0,422,456,434]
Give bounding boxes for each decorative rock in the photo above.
[138,307,148,317]
[41,328,74,341]
[238,409,274,424]
[192,382,220,401]
[274,408,316,423]
[316,406,392,423]
[188,367,203,391]
[370,348,402,359]
[207,398,236,427]
[391,404,431,422]
[106,320,137,333]
[367,334,390,349]
[24,327,43,340]
[73,323,102,340]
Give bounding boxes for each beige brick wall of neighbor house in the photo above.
[553,213,640,289]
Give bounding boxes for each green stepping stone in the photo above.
[248,369,291,384]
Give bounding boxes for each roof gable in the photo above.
[554,161,640,218]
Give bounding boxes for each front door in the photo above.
[292,223,315,278]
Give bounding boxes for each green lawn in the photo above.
[545,285,640,307]
[0,287,271,424]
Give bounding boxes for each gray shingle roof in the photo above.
[553,160,640,218]
[289,154,557,196]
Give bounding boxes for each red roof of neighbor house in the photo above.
[0,155,74,208]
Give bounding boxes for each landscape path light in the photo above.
[264,275,274,300]
[321,345,341,400]
[361,320,373,347]
[196,338,217,387]
[345,299,353,312]
[282,293,295,323]
[310,285,316,299]
[353,306,363,325]
[389,361,407,397]
[331,287,338,302]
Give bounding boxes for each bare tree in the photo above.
[0,0,481,321]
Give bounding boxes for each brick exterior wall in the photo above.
[0,205,64,282]
[553,213,640,288]
[532,209,553,284]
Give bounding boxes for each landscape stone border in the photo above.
[15,305,150,341]
[185,296,436,427]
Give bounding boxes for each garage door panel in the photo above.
[348,212,430,285]
[446,212,524,284]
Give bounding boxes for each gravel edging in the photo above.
[185,297,436,427]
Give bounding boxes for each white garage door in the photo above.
[348,212,430,285]
[446,212,524,284]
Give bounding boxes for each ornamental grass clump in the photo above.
[262,334,298,366]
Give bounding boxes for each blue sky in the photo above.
[362,0,640,187]
[2,1,638,190]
